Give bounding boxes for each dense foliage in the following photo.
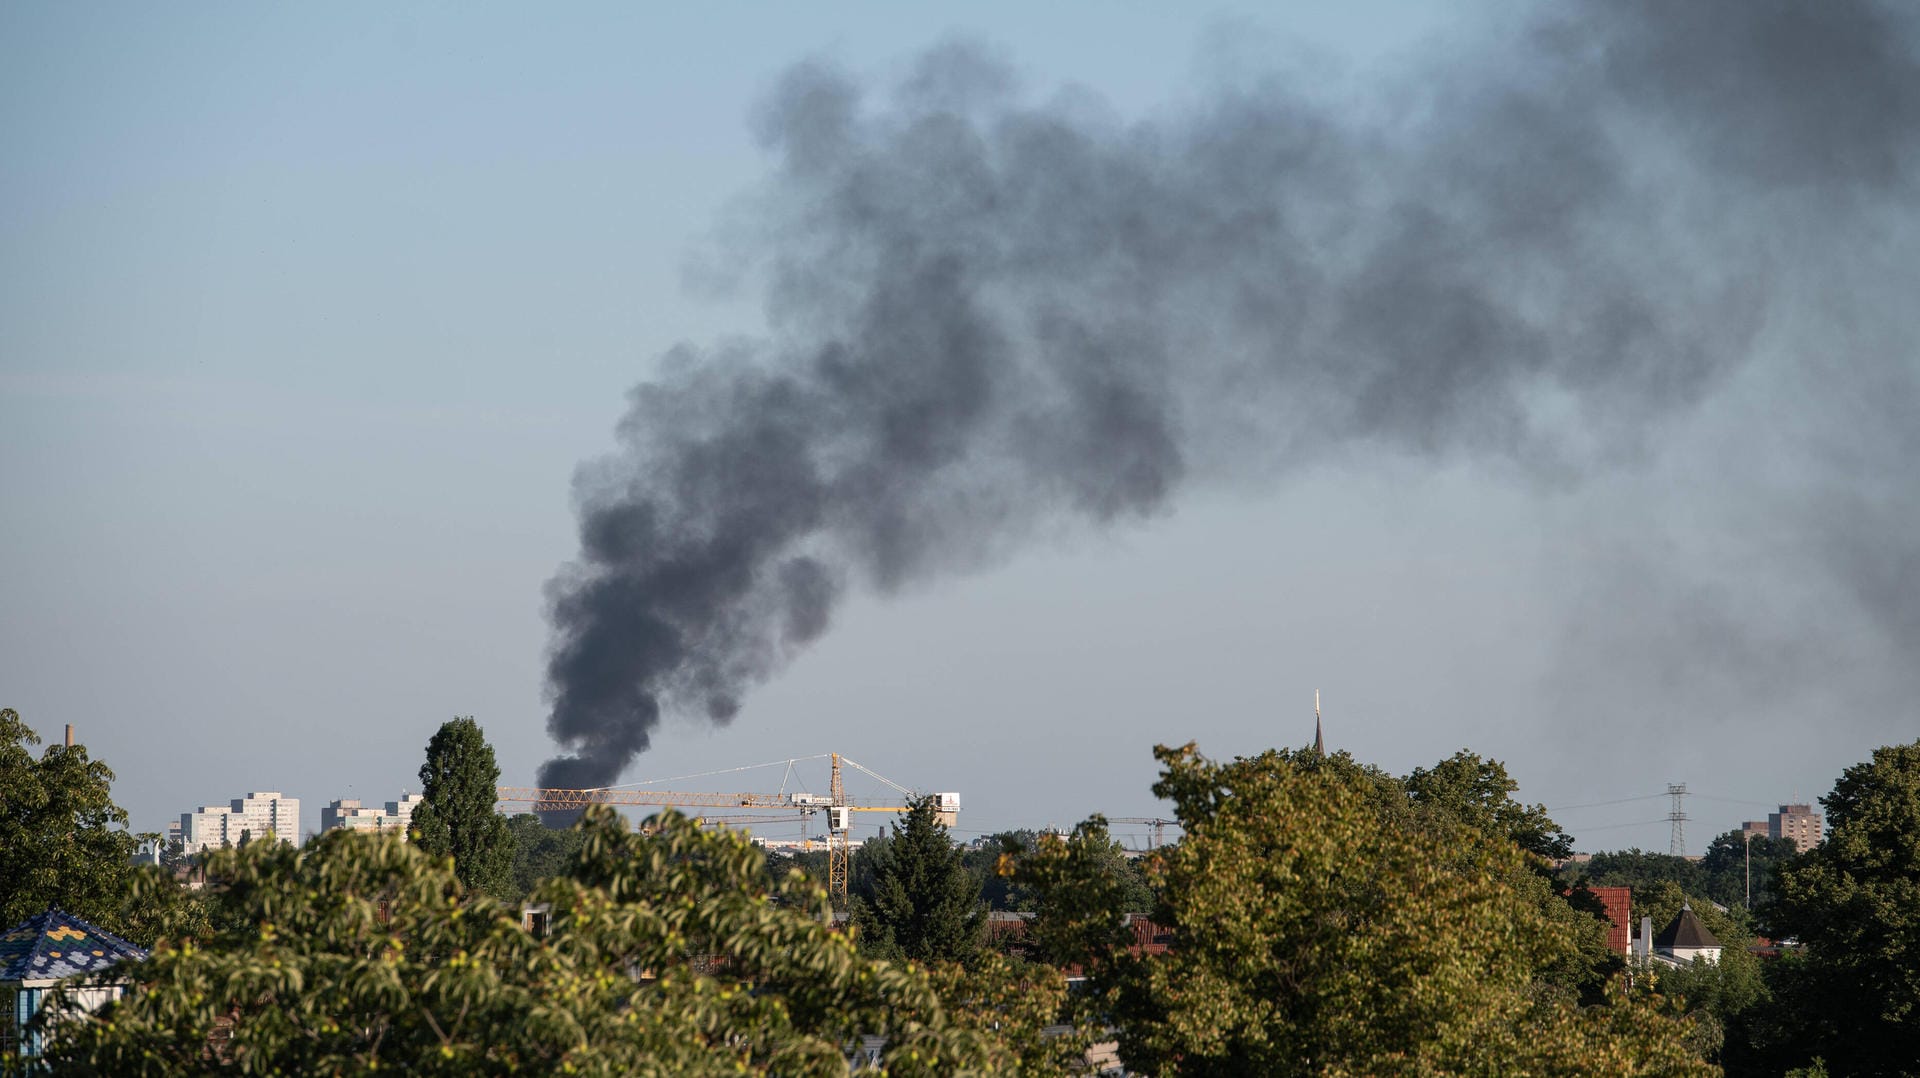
[41,809,998,1076]
[1700,832,1799,911]
[852,795,984,965]
[1576,832,1800,916]
[1580,848,1711,898]
[18,702,1920,1075]
[1019,745,1710,1076]
[410,716,516,899]
[0,708,138,934]
[1761,740,1920,1075]
[1406,749,1574,860]
[505,811,585,901]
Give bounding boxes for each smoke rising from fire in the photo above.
[540,1,1920,790]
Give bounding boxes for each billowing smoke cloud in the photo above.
[541,0,1920,790]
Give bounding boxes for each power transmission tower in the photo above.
[1667,783,1689,856]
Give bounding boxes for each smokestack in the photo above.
[64,724,73,748]
[540,5,1920,788]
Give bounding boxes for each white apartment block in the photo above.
[177,792,301,853]
[320,793,426,840]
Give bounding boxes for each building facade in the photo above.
[1768,803,1824,853]
[177,792,301,853]
[320,793,425,839]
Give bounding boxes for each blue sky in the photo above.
[4,2,1912,852]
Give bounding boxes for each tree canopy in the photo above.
[42,809,1001,1076]
[1577,849,1710,898]
[852,795,983,965]
[54,714,1920,1074]
[0,708,139,932]
[505,811,584,902]
[409,716,515,899]
[1405,749,1574,861]
[1023,744,1708,1076]
[1700,830,1798,911]
[1763,739,1920,1075]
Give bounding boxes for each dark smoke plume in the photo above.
[541,0,1920,789]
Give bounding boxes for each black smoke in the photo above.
[541,1,1920,790]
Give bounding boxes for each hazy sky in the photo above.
[4,2,1914,854]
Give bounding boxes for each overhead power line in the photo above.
[1545,793,1668,812]
[1568,816,1676,834]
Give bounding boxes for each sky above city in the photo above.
[4,2,1915,854]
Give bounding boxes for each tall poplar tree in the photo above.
[410,716,515,899]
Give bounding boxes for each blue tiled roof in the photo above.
[0,909,147,984]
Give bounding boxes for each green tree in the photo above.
[1404,750,1615,1002]
[1699,829,1798,911]
[965,829,1040,911]
[927,951,1097,1075]
[977,824,1153,919]
[43,810,999,1075]
[1763,739,1920,1075]
[504,812,584,901]
[0,708,138,931]
[1006,817,1142,973]
[107,865,223,951]
[852,795,984,965]
[410,716,515,899]
[1577,848,1710,898]
[1029,744,1709,1076]
[1405,749,1574,860]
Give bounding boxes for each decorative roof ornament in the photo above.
[1314,689,1325,755]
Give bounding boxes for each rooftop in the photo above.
[0,909,147,986]
[1653,903,1721,951]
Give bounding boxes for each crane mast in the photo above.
[828,753,850,906]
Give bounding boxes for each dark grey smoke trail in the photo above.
[540,0,1920,789]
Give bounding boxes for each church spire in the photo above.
[1313,689,1325,755]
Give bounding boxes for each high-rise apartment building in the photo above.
[177,792,301,853]
[320,793,425,839]
[179,805,232,853]
[1769,803,1823,853]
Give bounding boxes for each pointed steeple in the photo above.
[1313,690,1325,755]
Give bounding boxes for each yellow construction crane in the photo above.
[1108,817,1181,849]
[497,753,958,905]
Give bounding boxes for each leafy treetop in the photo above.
[1020,744,1710,1077]
[1765,739,1920,1075]
[853,795,984,966]
[1405,749,1574,861]
[42,809,1002,1076]
[410,716,515,899]
[0,708,138,932]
